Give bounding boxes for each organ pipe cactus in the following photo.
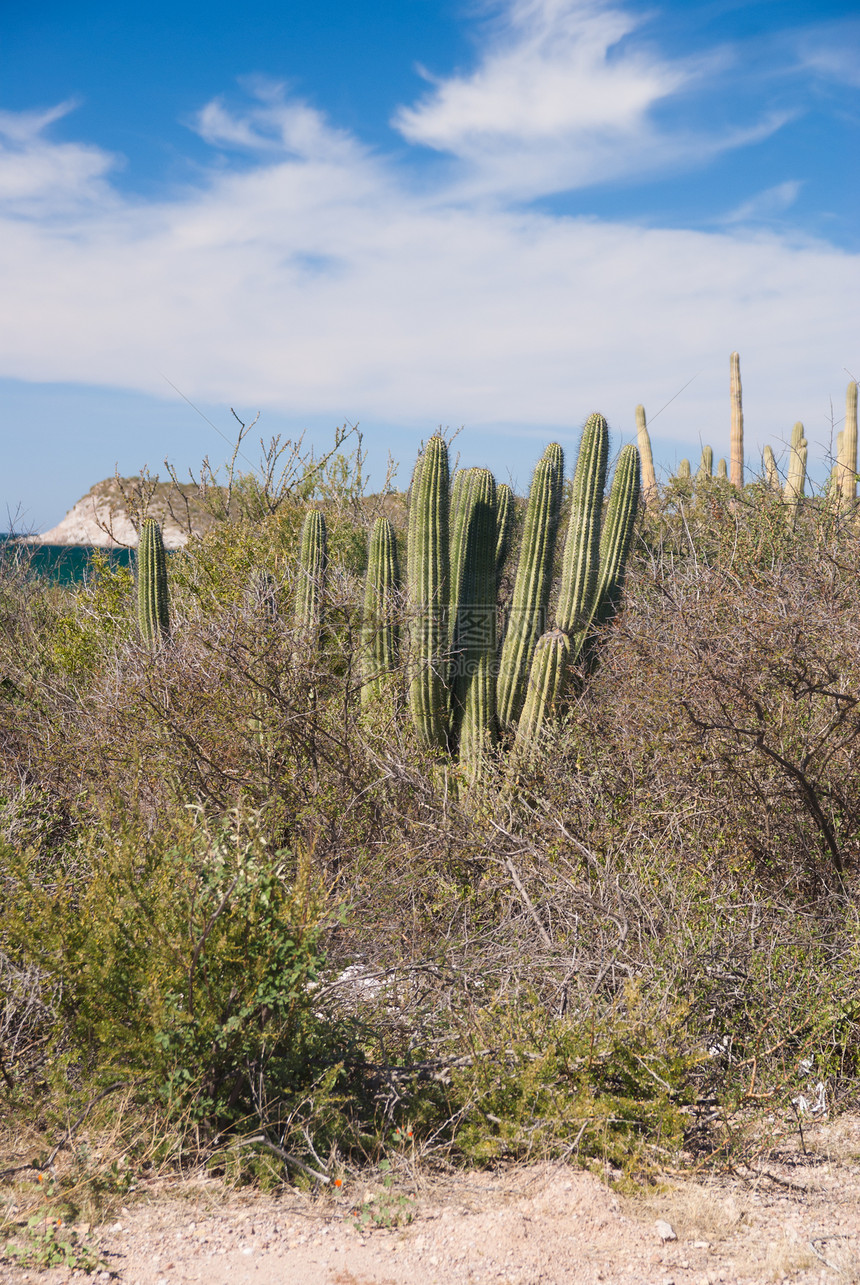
[407,435,450,750]
[730,351,744,488]
[495,483,514,584]
[577,444,641,652]
[512,629,570,765]
[496,443,564,730]
[294,509,327,632]
[137,517,170,647]
[635,404,658,507]
[382,416,641,774]
[361,516,400,707]
[557,413,609,637]
[841,382,859,511]
[449,468,498,775]
[785,422,807,521]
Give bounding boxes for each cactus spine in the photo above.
[407,436,450,749]
[698,446,713,480]
[495,483,514,584]
[496,443,564,731]
[361,517,400,707]
[730,351,744,488]
[512,629,569,764]
[450,469,498,775]
[841,382,858,511]
[137,517,170,647]
[636,404,658,507]
[557,414,609,636]
[294,509,327,632]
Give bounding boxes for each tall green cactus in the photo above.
[557,413,609,636]
[407,435,450,749]
[496,442,564,731]
[730,350,744,488]
[786,421,807,514]
[716,458,728,480]
[361,516,400,707]
[137,517,170,647]
[676,459,691,481]
[294,509,327,631]
[512,629,569,765]
[495,483,514,584]
[763,445,780,490]
[576,443,641,654]
[450,469,498,776]
[370,417,642,777]
[635,404,658,507]
[698,446,714,480]
[842,382,859,512]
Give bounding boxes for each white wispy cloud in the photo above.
[0,100,118,215]
[723,180,803,224]
[0,3,856,472]
[392,0,789,199]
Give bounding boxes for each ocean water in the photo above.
[0,536,135,586]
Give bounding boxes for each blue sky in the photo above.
[2,0,858,531]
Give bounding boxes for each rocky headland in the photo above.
[32,477,216,549]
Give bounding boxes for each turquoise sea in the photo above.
[0,536,135,586]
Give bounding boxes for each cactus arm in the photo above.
[407,435,450,749]
[496,443,564,731]
[361,516,401,706]
[635,404,658,507]
[730,351,744,488]
[556,413,609,635]
[137,517,170,647]
[450,469,498,776]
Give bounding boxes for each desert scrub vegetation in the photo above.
[3,403,860,1235]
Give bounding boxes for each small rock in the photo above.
[655,1219,677,1242]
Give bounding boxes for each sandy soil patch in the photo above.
[4,1117,860,1285]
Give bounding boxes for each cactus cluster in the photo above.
[356,415,641,778]
[634,357,857,520]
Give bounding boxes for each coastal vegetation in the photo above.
[2,371,860,1233]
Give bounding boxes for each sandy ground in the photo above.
[4,1116,860,1285]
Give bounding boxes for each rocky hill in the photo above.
[33,477,218,549]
